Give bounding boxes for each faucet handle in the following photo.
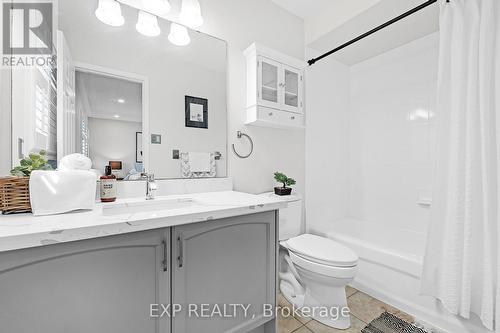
[141,173,155,181]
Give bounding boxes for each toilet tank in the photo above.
[260,193,302,240]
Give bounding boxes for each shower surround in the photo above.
[306,31,492,333]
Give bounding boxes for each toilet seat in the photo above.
[284,234,358,267]
[289,251,358,279]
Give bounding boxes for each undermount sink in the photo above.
[103,197,198,216]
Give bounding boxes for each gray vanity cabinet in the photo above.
[0,229,171,333]
[171,211,277,333]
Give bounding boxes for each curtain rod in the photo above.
[307,0,443,66]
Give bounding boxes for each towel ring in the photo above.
[232,131,254,159]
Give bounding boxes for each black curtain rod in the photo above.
[307,0,443,66]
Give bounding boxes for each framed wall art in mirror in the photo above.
[185,96,208,129]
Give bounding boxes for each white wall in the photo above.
[348,33,438,239]
[304,0,380,45]
[199,0,306,195]
[88,118,142,176]
[305,48,350,232]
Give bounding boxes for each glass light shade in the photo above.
[142,0,171,15]
[179,0,203,29]
[168,23,190,46]
[95,0,124,27]
[136,11,161,36]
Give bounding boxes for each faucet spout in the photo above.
[142,173,157,200]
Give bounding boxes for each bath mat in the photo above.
[362,312,428,333]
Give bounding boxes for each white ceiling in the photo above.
[271,0,382,44]
[271,0,343,20]
[76,71,142,123]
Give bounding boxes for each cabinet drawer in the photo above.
[258,108,304,127]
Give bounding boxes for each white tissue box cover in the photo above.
[29,170,97,216]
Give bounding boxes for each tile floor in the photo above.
[278,286,414,333]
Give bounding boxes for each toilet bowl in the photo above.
[280,234,358,329]
[258,193,358,329]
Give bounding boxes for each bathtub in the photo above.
[315,218,491,333]
[326,218,424,278]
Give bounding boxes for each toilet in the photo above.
[261,193,358,329]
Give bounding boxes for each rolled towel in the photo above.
[30,170,97,216]
[58,154,92,171]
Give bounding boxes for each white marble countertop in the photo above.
[0,191,286,253]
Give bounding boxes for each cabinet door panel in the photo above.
[0,229,170,333]
[282,65,303,113]
[258,57,282,109]
[172,212,276,333]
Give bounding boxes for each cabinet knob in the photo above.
[268,112,273,116]
[291,116,295,120]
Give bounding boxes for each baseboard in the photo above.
[350,280,456,333]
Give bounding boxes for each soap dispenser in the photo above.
[100,166,117,202]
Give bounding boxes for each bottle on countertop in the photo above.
[100,165,117,202]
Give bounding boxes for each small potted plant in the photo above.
[274,172,296,196]
[0,150,53,214]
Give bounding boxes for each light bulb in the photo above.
[136,11,161,36]
[95,0,124,27]
[179,0,203,29]
[142,0,171,15]
[168,23,190,46]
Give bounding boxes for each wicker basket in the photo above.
[0,177,31,214]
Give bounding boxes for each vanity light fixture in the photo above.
[179,0,203,29]
[142,0,171,15]
[95,0,125,27]
[168,23,191,46]
[136,10,161,37]
[117,98,125,103]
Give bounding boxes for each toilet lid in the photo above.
[285,234,358,267]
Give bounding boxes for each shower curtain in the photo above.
[421,0,500,331]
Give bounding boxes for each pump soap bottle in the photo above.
[100,165,117,202]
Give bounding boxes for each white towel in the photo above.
[58,154,92,171]
[30,170,97,216]
[188,152,211,172]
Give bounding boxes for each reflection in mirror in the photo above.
[8,0,227,180]
[75,71,143,180]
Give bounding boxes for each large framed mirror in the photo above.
[8,0,227,180]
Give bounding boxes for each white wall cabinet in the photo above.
[245,43,305,130]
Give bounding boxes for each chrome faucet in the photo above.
[142,173,157,200]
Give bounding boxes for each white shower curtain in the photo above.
[421,0,500,331]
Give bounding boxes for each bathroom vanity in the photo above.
[0,191,285,333]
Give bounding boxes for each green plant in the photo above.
[10,150,53,177]
[274,172,296,189]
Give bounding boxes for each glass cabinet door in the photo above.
[282,65,302,113]
[258,57,281,108]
